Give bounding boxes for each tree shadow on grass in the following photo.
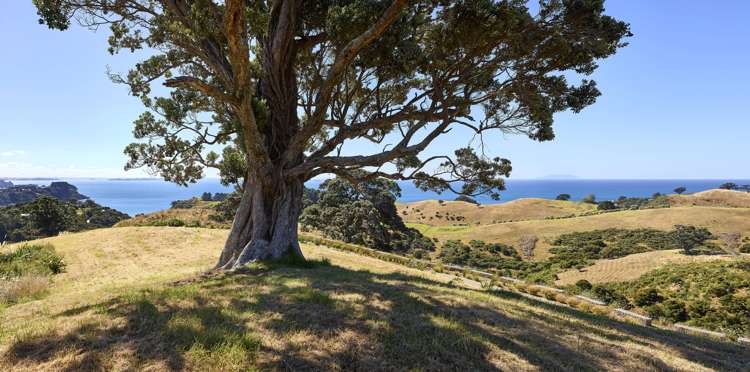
[3,263,749,371]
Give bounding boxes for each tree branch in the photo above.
[283,0,409,163]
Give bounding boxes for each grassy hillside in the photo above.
[668,189,750,208]
[116,201,226,229]
[410,206,750,260]
[398,198,597,226]
[555,250,738,285]
[1,227,747,371]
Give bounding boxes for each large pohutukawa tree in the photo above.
[34,0,630,269]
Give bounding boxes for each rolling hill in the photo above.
[397,198,597,226]
[1,227,747,371]
[406,205,750,260]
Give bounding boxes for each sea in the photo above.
[7,178,750,217]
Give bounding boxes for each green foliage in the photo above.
[671,225,715,255]
[0,244,66,279]
[439,239,523,272]
[740,244,750,254]
[633,288,663,307]
[555,194,571,201]
[300,177,434,253]
[597,201,616,210]
[575,279,592,291]
[720,182,738,190]
[518,226,720,285]
[0,198,129,243]
[0,182,86,207]
[171,198,200,209]
[582,194,596,204]
[602,261,750,336]
[550,228,678,259]
[673,186,687,194]
[33,0,630,201]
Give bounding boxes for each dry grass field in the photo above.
[409,206,750,260]
[667,189,750,208]
[555,250,742,286]
[398,198,597,226]
[116,201,227,228]
[1,227,747,371]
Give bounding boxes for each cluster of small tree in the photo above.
[200,192,230,202]
[600,261,750,336]
[0,198,129,243]
[719,182,750,192]
[438,239,525,272]
[550,226,716,258]
[300,177,434,253]
[515,226,719,284]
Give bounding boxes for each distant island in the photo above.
[0,181,88,207]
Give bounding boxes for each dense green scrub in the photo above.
[0,244,66,278]
[0,244,66,305]
[0,197,129,243]
[436,227,720,284]
[601,261,750,337]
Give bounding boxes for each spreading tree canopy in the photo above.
[34,0,630,268]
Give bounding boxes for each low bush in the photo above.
[0,243,66,278]
[0,244,64,304]
[601,261,750,336]
[575,279,592,291]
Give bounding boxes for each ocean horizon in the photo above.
[5,178,749,216]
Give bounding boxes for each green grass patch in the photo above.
[0,243,65,278]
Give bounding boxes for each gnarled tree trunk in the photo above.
[215,172,305,270]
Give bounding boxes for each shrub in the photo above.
[719,182,737,190]
[597,201,617,210]
[575,279,593,291]
[555,194,571,201]
[671,225,713,255]
[582,194,596,204]
[661,299,688,322]
[151,218,186,227]
[740,244,750,253]
[576,302,593,312]
[591,306,610,316]
[0,244,66,278]
[634,288,663,307]
[171,198,199,209]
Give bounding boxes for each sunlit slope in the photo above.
[410,206,750,260]
[1,227,747,371]
[397,198,597,226]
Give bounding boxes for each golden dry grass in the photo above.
[0,227,747,371]
[398,198,596,226]
[668,189,750,208]
[555,250,740,286]
[115,201,226,228]
[410,206,750,260]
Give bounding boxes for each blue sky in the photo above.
[1,1,748,179]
